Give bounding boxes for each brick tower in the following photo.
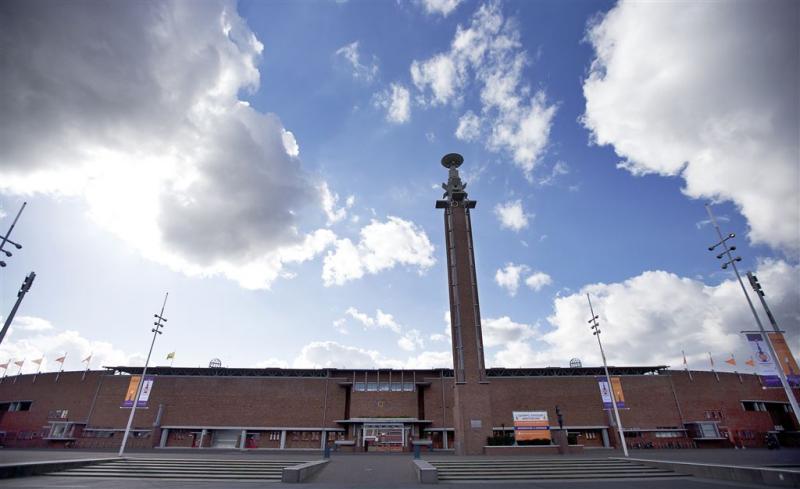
[436,153,492,455]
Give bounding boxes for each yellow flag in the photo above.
[166,352,175,360]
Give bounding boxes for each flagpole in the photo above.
[82,353,92,381]
[55,352,66,383]
[13,359,23,384]
[0,360,9,384]
[682,350,693,381]
[708,352,719,382]
[33,358,42,384]
[119,292,168,457]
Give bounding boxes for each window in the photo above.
[378,382,390,392]
[742,401,767,412]
[312,431,320,441]
[704,410,724,420]
[0,401,32,412]
[403,382,414,392]
[391,382,402,392]
[584,432,597,440]
[697,422,720,438]
[354,382,366,392]
[624,431,642,438]
[367,382,378,391]
[655,431,681,438]
[268,431,280,441]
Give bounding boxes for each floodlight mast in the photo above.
[704,204,799,427]
[0,202,26,267]
[586,293,628,457]
[118,292,169,457]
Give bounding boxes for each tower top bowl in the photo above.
[441,153,464,169]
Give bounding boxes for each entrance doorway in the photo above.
[362,423,405,451]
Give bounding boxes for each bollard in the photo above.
[413,444,421,459]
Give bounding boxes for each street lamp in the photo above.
[587,293,628,457]
[704,204,800,427]
[119,293,169,457]
[0,202,26,268]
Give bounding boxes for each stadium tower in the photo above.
[436,153,493,455]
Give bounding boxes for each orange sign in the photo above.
[513,411,550,441]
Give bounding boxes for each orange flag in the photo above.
[745,357,755,367]
[725,354,736,366]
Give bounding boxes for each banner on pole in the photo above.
[597,377,625,408]
[744,333,800,388]
[767,333,800,387]
[512,411,550,441]
[122,375,155,407]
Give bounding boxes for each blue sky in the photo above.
[0,0,797,375]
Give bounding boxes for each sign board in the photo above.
[122,375,155,408]
[747,333,800,388]
[597,377,625,408]
[512,411,550,441]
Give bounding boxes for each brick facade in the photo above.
[0,366,796,451]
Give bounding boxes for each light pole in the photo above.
[0,202,26,268]
[587,293,628,457]
[119,293,168,457]
[0,272,35,347]
[704,204,799,426]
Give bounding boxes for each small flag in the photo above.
[55,355,66,364]
[82,354,92,364]
[32,358,43,365]
[14,359,24,367]
[166,352,175,360]
[725,354,736,366]
[0,360,9,369]
[745,357,755,367]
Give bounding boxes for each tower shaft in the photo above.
[436,153,492,455]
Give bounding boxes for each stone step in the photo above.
[45,458,309,480]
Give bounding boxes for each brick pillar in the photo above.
[437,153,492,455]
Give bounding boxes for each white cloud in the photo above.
[582,0,799,253]
[411,3,557,176]
[455,111,481,141]
[419,0,463,17]
[253,358,290,369]
[495,263,528,296]
[335,41,379,82]
[293,341,385,369]
[322,217,435,286]
[539,161,569,186]
[411,54,462,106]
[398,329,424,351]
[290,340,450,369]
[11,316,54,332]
[0,320,143,374]
[494,200,530,232]
[525,271,552,291]
[373,83,411,123]
[320,182,354,225]
[0,1,339,289]
[482,316,536,348]
[491,259,800,370]
[333,318,349,335]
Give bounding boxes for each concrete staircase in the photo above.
[45,457,307,481]
[430,458,684,481]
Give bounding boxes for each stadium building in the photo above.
[1,154,797,453]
